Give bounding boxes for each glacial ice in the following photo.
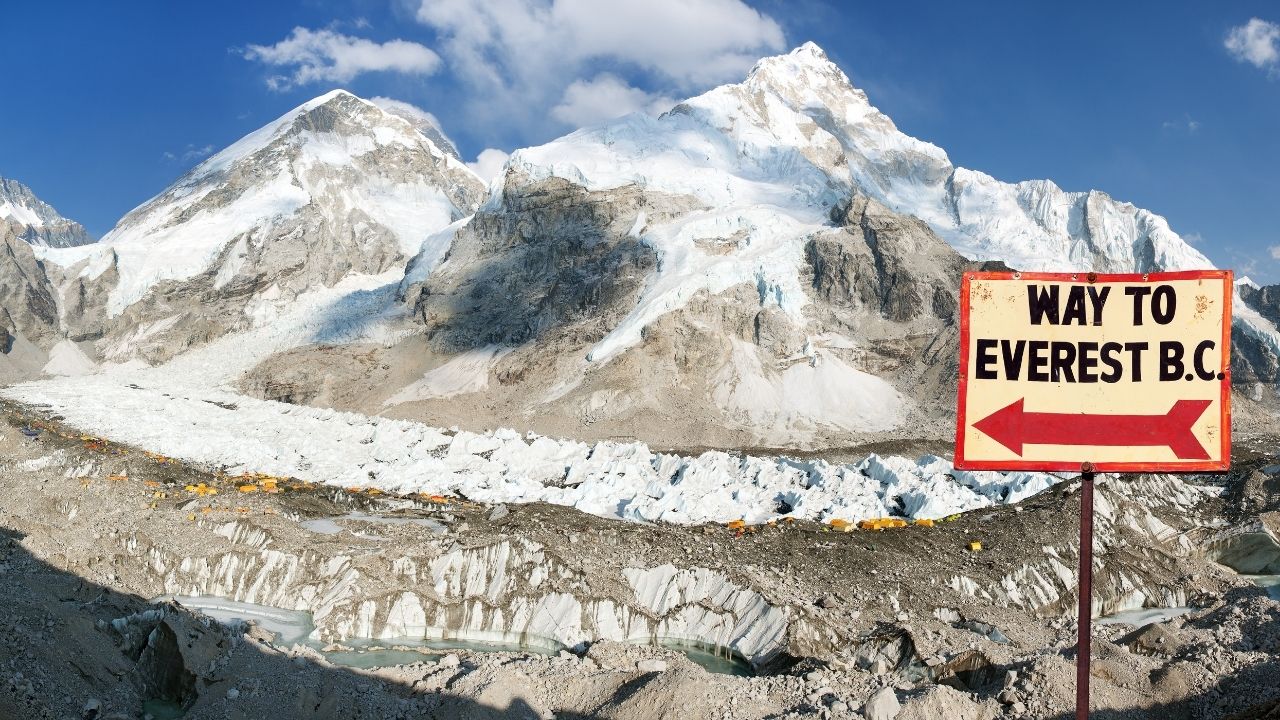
[2,370,1062,527]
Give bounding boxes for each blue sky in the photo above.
[3,1,1278,280]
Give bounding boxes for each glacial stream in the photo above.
[1244,575,1280,600]
[1093,575,1280,630]
[640,638,753,677]
[1096,606,1193,628]
[155,595,753,676]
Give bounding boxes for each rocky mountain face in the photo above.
[30,90,486,365]
[0,177,94,248]
[259,174,994,449]
[1234,283,1280,395]
[357,44,1225,448]
[0,228,59,348]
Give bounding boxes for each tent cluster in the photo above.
[825,516,948,532]
[230,472,289,494]
[14,417,127,455]
[723,517,798,538]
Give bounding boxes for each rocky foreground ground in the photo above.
[2,399,1280,719]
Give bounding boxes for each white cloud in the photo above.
[466,148,511,182]
[413,0,784,134]
[551,74,676,126]
[1269,245,1280,261]
[243,27,441,90]
[1183,232,1203,245]
[1225,18,1280,76]
[162,144,214,163]
[1161,115,1201,135]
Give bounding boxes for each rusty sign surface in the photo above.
[955,270,1232,472]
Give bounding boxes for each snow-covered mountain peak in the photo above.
[512,43,1208,276]
[741,41,870,109]
[38,89,486,319]
[484,41,1222,379]
[188,89,473,187]
[0,177,94,248]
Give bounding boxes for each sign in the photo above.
[955,270,1231,472]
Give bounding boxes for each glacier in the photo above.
[0,371,1061,527]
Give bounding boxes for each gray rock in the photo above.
[1127,622,1187,657]
[488,504,510,522]
[865,687,900,720]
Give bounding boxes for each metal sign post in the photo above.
[1075,463,1095,720]
[954,270,1233,719]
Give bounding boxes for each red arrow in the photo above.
[972,398,1212,460]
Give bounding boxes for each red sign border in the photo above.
[954,269,1232,473]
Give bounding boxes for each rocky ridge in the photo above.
[0,177,93,249]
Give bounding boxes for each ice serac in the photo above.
[0,177,94,248]
[33,90,486,364]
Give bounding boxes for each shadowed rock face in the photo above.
[241,175,998,450]
[405,174,692,352]
[0,229,59,352]
[808,196,965,325]
[362,182,977,448]
[1241,285,1280,329]
[1236,284,1280,390]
